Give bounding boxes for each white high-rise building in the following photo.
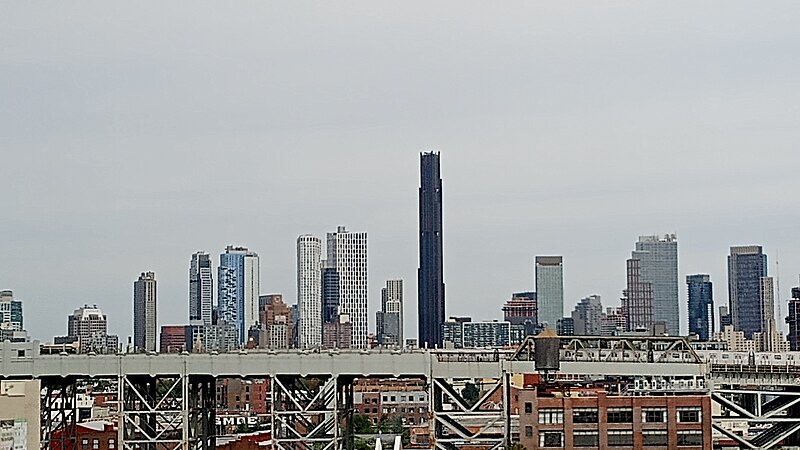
[218,246,260,343]
[67,305,119,354]
[297,235,322,348]
[189,252,214,326]
[326,226,368,348]
[535,256,564,330]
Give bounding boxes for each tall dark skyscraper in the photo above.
[418,151,445,348]
[687,274,714,341]
[728,245,770,339]
[787,287,800,351]
[322,266,340,324]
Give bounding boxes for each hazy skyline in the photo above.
[2,2,800,341]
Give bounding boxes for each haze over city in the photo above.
[2,2,800,342]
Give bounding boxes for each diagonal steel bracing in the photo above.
[272,375,351,450]
[40,376,77,450]
[432,377,507,450]
[712,386,800,449]
[118,374,214,450]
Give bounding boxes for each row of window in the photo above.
[81,438,115,450]
[382,394,425,402]
[529,430,703,447]
[368,416,427,425]
[361,406,426,414]
[529,406,701,424]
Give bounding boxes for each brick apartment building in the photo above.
[518,388,711,449]
[216,378,269,416]
[50,421,118,450]
[353,378,429,426]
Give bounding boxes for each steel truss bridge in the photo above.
[4,336,795,450]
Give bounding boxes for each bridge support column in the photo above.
[187,376,215,450]
[338,376,354,450]
[272,375,339,450]
[40,376,77,450]
[431,377,506,450]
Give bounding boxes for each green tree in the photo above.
[352,414,374,434]
[461,381,480,408]
[353,437,374,450]
[378,415,404,434]
[401,427,410,446]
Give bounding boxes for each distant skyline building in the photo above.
[535,256,564,330]
[323,314,353,349]
[326,226,368,348]
[632,234,679,334]
[376,279,403,347]
[728,245,769,339]
[572,295,603,336]
[503,292,538,336]
[418,151,445,349]
[160,325,188,353]
[297,235,323,349]
[441,316,470,348]
[202,323,239,353]
[259,294,293,350]
[556,317,574,336]
[218,246,260,343]
[687,274,714,341]
[0,290,23,332]
[787,287,800,351]
[322,265,339,324]
[133,271,157,352]
[601,307,626,336]
[622,258,653,332]
[719,305,732,330]
[440,317,522,348]
[462,321,513,348]
[65,304,118,354]
[189,252,214,326]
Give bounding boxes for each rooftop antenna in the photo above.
[776,249,782,331]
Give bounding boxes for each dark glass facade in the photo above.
[686,274,714,341]
[322,267,340,324]
[787,287,800,351]
[418,152,445,348]
[728,247,767,339]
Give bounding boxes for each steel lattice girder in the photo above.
[40,377,77,450]
[186,376,215,450]
[431,377,507,449]
[119,374,213,450]
[271,375,341,450]
[712,386,800,449]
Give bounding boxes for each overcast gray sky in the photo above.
[2,2,799,342]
